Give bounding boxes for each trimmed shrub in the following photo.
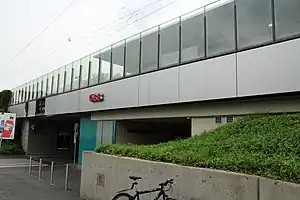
[96,114,300,183]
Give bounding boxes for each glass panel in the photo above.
[65,63,72,92]
[58,66,65,94]
[275,0,300,39]
[28,83,32,101]
[47,73,52,96]
[89,51,100,86]
[160,19,180,68]
[80,56,90,88]
[206,0,235,57]
[32,80,36,100]
[141,27,159,73]
[100,47,111,83]
[72,60,80,90]
[52,70,58,95]
[112,41,125,80]
[42,75,47,97]
[102,121,114,144]
[37,77,42,98]
[24,84,28,101]
[125,34,140,76]
[181,8,205,62]
[22,87,25,102]
[236,0,273,49]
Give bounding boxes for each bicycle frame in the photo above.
[133,187,169,200]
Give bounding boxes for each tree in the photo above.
[0,90,12,112]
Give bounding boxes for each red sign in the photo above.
[89,93,104,103]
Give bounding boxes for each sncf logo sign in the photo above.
[89,93,104,103]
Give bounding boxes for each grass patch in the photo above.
[96,114,300,183]
[0,141,24,155]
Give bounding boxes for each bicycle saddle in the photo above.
[129,176,142,181]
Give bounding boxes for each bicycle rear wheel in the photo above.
[112,193,134,200]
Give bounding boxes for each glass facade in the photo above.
[89,51,100,86]
[206,1,235,57]
[32,80,36,100]
[11,0,300,105]
[141,27,159,73]
[159,19,180,68]
[100,47,111,83]
[65,64,72,92]
[37,77,42,99]
[80,56,90,88]
[52,70,59,95]
[181,8,205,62]
[72,60,80,90]
[236,0,273,49]
[42,75,47,97]
[125,34,140,76]
[112,41,125,80]
[47,73,53,96]
[58,66,65,94]
[275,0,300,40]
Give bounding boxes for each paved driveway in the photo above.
[0,158,81,200]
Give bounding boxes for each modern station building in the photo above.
[8,0,300,164]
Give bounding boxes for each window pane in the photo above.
[160,19,180,68]
[37,78,42,98]
[80,56,89,88]
[52,70,58,95]
[89,51,100,86]
[100,47,111,83]
[58,67,65,94]
[141,27,158,73]
[125,34,140,77]
[72,60,80,90]
[206,0,235,57]
[42,75,47,97]
[65,64,72,92]
[275,0,300,39]
[47,73,52,96]
[112,41,125,80]
[181,8,205,62]
[236,0,273,49]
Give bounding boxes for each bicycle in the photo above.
[112,176,176,200]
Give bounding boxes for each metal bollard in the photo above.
[64,164,69,191]
[38,158,42,180]
[28,156,32,175]
[50,161,54,185]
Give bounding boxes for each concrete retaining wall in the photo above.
[80,152,300,200]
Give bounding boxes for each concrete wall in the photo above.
[80,152,300,200]
[8,103,26,118]
[21,119,30,153]
[191,116,243,136]
[91,95,300,121]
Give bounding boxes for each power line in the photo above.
[13,0,183,80]
[0,0,79,69]
[14,0,177,70]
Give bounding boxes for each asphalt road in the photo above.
[0,158,81,200]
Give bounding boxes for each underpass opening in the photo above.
[115,117,191,145]
[26,114,81,163]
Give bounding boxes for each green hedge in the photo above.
[96,114,300,183]
[0,141,24,155]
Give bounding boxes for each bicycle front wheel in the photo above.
[112,193,134,200]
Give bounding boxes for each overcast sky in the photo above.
[0,0,215,90]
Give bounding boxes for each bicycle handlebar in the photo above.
[159,178,174,187]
